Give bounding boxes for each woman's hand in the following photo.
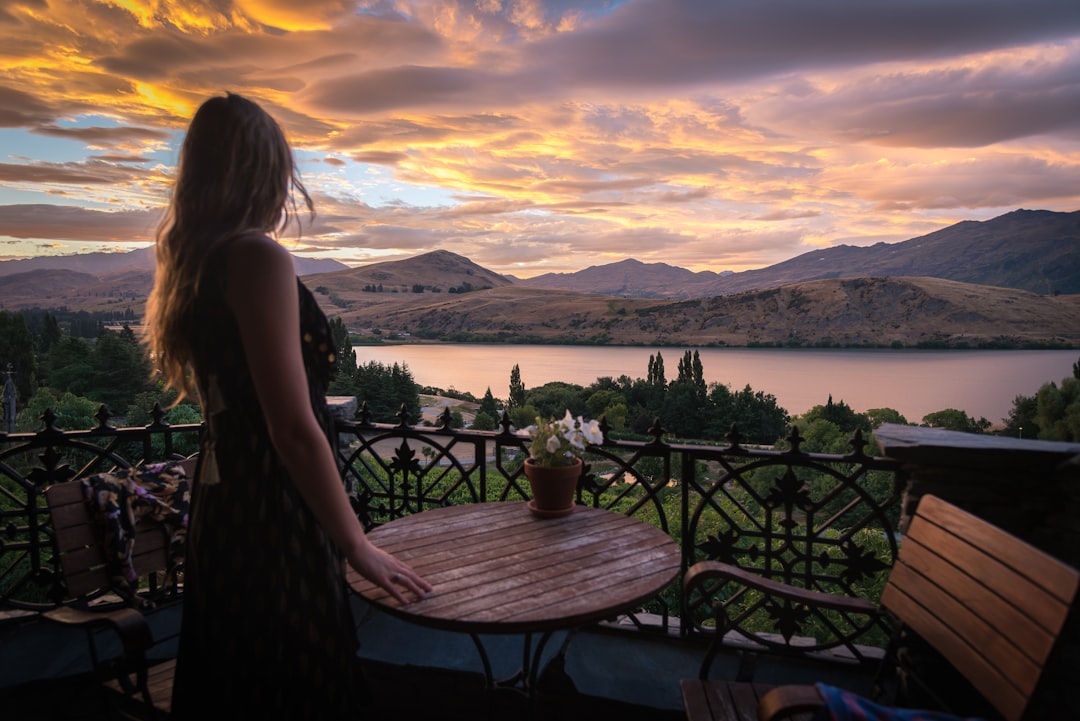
[348,543,432,605]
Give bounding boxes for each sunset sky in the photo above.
[1,0,1079,277]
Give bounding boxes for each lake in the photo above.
[353,345,1078,425]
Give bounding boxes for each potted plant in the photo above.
[523,410,603,517]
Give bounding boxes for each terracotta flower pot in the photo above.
[524,457,581,518]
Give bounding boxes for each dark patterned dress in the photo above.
[171,259,363,719]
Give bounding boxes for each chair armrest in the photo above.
[684,560,878,615]
[758,684,825,721]
[42,604,154,657]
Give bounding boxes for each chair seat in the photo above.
[680,680,778,721]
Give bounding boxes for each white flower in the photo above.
[558,410,575,431]
[527,409,603,467]
[581,419,603,445]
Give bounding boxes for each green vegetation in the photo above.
[922,408,992,433]
[328,317,422,423]
[2,309,200,434]
[1002,358,1080,441]
[497,350,790,445]
[447,282,490,294]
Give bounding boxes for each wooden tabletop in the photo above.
[347,502,681,634]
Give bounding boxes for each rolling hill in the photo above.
[306,249,513,294]
[517,259,730,299]
[0,245,348,278]
[0,248,348,312]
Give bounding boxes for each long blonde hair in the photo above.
[145,93,314,402]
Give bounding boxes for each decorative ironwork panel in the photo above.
[333,407,534,526]
[680,426,902,661]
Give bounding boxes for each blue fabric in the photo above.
[812,684,988,721]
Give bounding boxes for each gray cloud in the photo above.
[754,209,822,221]
[303,65,517,115]
[33,124,172,147]
[88,154,156,164]
[0,204,159,242]
[526,0,1080,90]
[338,225,440,250]
[0,85,57,127]
[757,54,1080,148]
[349,150,410,166]
[0,160,143,185]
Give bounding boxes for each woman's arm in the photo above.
[223,235,431,603]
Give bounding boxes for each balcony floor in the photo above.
[1,598,692,721]
[1,662,686,721]
[1,597,876,720]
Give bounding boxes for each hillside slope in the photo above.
[697,209,1080,297]
[327,276,1080,348]
[305,249,513,294]
[518,258,728,298]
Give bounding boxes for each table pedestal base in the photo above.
[469,630,576,710]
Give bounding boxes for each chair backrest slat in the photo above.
[880,494,1079,721]
[47,481,112,598]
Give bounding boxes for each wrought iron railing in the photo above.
[1,402,903,668]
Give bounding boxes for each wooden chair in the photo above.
[681,494,1080,721]
[42,459,195,719]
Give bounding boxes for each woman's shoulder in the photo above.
[219,233,296,281]
[226,233,292,266]
[220,234,296,299]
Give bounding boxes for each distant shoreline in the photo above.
[350,337,1078,351]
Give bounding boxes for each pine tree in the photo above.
[38,313,62,354]
[508,364,526,410]
[353,361,421,423]
[326,317,357,394]
[0,311,37,402]
[479,387,500,418]
[692,349,705,396]
[88,327,153,411]
[647,352,666,387]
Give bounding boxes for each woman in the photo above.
[145,93,431,718]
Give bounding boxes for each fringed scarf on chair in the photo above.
[81,461,191,607]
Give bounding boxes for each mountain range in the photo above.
[1,209,1079,348]
[0,245,348,279]
[515,208,1080,298]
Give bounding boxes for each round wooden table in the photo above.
[347,501,681,697]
